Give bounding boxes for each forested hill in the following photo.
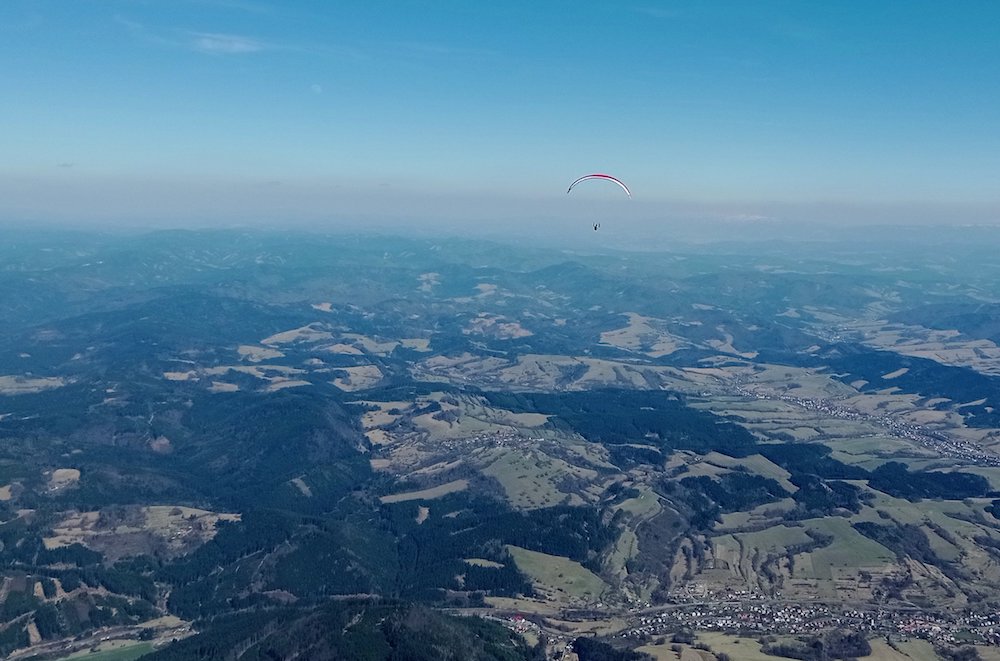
[146,602,545,661]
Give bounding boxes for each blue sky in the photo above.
[2,0,999,227]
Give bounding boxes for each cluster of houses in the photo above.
[618,598,1000,647]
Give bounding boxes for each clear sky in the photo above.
[2,0,999,228]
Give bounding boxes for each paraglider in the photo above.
[568,174,630,231]
[566,173,631,198]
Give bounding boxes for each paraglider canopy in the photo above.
[567,173,631,198]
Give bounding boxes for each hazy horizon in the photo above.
[7,217,1000,261]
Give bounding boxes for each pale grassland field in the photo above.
[702,452,797,492]
[480,450,587,509]
[505,545,607,603]
[615,486,662,519]
[60,641,154,660]
[797,517,896,573]
[694,632,786,661]
[712,525,814,581]
[378,479,469,503]
[974,645,1000,661]
[717,498,796,532]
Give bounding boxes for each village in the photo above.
[616,599,1000,647]
[730,380,1000,467]
[486,592,1000,658]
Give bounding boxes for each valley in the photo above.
[3,230,1000,659]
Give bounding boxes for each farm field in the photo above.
[796,517,896,579]
[695,632,787,661]
[379,479,469,503]
[506,546,607,603]
[61,642,154,660]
